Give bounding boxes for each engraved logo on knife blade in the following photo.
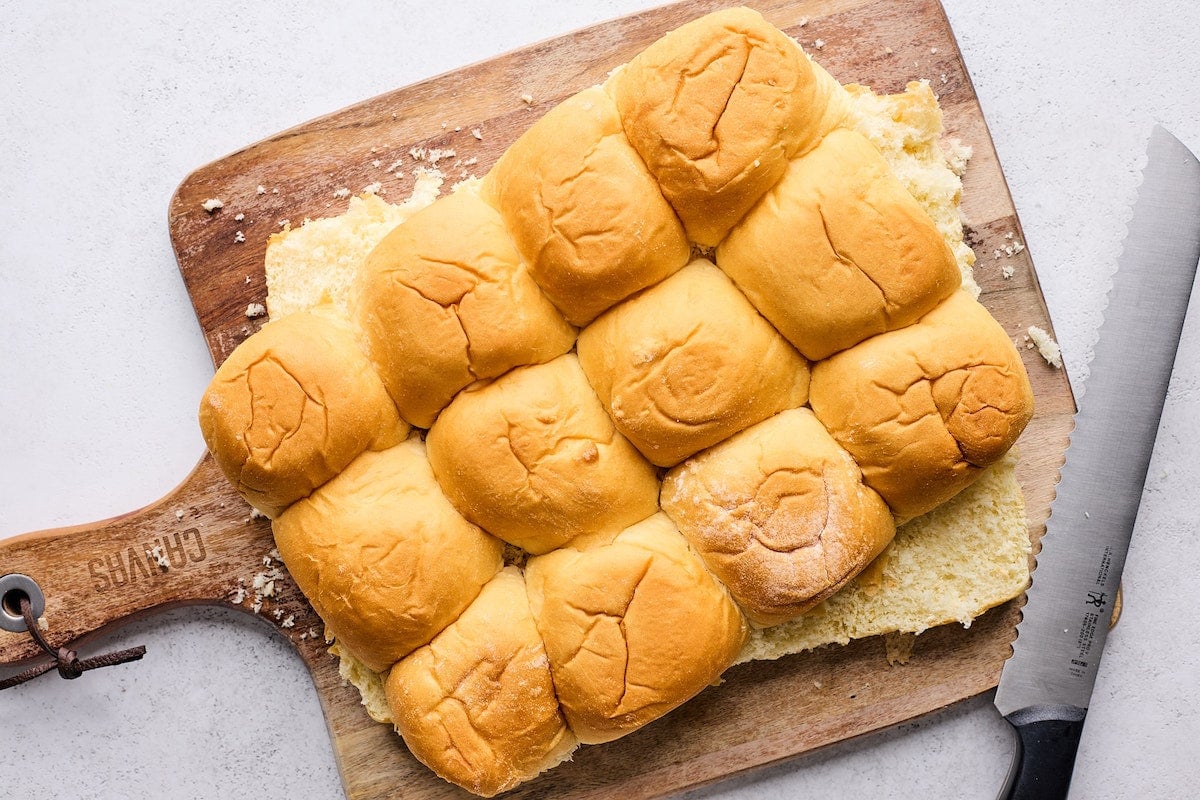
[1067,544,1115,678]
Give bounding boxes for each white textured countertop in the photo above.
[2,2,1199,798]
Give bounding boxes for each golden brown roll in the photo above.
[273,434,504,672]
[717,128,962,361]
[661,408,895,627]
[197,308,408,518]
[426,354,660,554]
[609,7,837,246]
[386,567,577,798]
[809,290,1035,522]
[577,259,809,467]
[355,187,576,429]
[525,512,747,744]
[482,85,690,326]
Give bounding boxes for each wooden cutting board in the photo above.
[0,0,1074,797]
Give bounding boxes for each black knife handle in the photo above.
[1001,706,1087,800]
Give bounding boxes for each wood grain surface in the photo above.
[0,1,1075,798]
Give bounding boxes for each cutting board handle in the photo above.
[0,454,279,667]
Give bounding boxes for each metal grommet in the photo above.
[0,574,45,633]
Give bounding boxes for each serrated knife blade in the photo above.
[994,125,1200,799]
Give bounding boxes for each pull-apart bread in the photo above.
[198,7,1036,796]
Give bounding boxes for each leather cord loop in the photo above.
[0,596,146,690]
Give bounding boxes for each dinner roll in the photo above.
[661,409,895,627]
[577,259,809,467]
[482,85,690,326]
[809,290,1034,522]
[426,354,660,554]
[356,187,576,428]
[197,308,408,518]
[273,435,504,672]
[610,7,842,246]
[717,128,961,361]
[386,567,577,797]
[525,513,748,744]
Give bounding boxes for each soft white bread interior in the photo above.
[386,567,578,798]
[272,434,504,672]
[740,448,1029,661]
[840,82,978,296]
[198,307,408,518]
[717,127,962,361]
[482,85,691,326]
[662,408,896,627]
[525,513,748,744]
[609,7,848,246]
[426,354,660,555]
[355,185,576,428]
[810,290,1035,522]
[577,259,809,467]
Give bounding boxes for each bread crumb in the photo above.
[884,46,894,55]
[813,38,826,49]
[278,220,290,229]
[281,615,295,628]
[333,187,351,199]
[246,302,267,319]
[37,616,49,632]
[1002,264,1015,279]
[250,507,266,520]
[249,552,285,614]
[884,631,917,665]
[385,158,405,174]
[256,185,266,195]
[234,231,246,244]
[797,16,809,26]
[234,212,245,222]
[930,47,939,54]
[520,93,534,105]
[362,181,384,196]
[202,198,224,213]
[470,128,483,140]
[244,275,251,284]
[174,508,184,521]
[409,147,456,167]
[371,159,382,168]
[942,137,972,177]
[1026,326,1063,368]
[146,545,170,571]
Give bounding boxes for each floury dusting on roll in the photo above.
[197,7,1034,796]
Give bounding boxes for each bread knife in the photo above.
[994,124,1200,799]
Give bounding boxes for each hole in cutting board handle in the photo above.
[1,589,29,617]
[0,574,45,633]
